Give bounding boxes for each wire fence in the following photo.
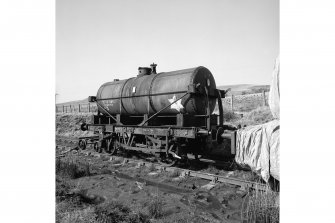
[55,103,98,113]
[222,91,269,112]
[56,91,269,114]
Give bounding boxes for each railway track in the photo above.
[56,135,268,191]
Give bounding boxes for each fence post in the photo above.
[79,104,81,113]
[88,104,90,113]
[262,90,266,106]
[231,95,234,111]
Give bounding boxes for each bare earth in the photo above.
[57,145,256,223]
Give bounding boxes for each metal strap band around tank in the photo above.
[217,89,223,126]
[95,90,188,101]
[204,86,211,129]
[148,72,163,113]
[119,77,134,115]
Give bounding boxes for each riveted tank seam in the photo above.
[120,77,134,115]
[130,76,140,114]
[96,86,103,114]
[148,72,164,113]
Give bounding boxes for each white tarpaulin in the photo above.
[235,120,280,182]
[269,57,280,119]
[235,57,280,182]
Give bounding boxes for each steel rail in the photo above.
[112,157,267,191]
[55,136,267,191]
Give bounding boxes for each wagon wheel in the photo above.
[158,144,179,167]
[216,127,224,144]
[113,140,121,155]
[78,139,87,150]
[105,139,118,155]
[93,142,102,153]
[105,139,112,153]
[93,142,98,152]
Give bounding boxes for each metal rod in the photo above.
[97,90,187,101]
[139,92,189,126]
[205,87,211,130]
[147,98,150,114]
[217,89,223,126]
[97,103,123,125]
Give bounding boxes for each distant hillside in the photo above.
[56,84,270,105]
[217,84,270,96]
[57,98,89,106]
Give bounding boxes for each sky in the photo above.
[56,0,279,103]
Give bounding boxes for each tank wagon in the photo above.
[79,64,237,166]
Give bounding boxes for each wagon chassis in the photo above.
[78,123,211,166]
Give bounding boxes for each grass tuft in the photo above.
[57,207,97,223]
[235,106,274,127]
[56,159,91,179]
[147,195,164,219]
[222,108,240,121]
[94,201,150,223]
[241,184,279,223]
[94,201,130,222]
[148,163,157,172]
[206,164,219,175]
[110,157,123,165]
[168,169,181,178]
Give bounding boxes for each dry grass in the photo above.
[56,158,91,179]
[56,113,94,137]
[56,158,97,223]
[57,207,97,223]
[148,163,157,172]
[168,169,181,178]
[147,194,164,219]
[216,105,274,128]
[233,106,274,127]
[57,196,150,223]
[56,177,75,203]
[241,184,279,223]
[94,201,150,223]
[56,178,98,223]
[109,157,123,165]
[222,107,240,121]
[205,164,220,175]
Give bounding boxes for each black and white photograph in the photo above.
[3,0,335,222]
[55,0,279,222]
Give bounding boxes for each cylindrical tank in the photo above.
[96,66,217,116]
